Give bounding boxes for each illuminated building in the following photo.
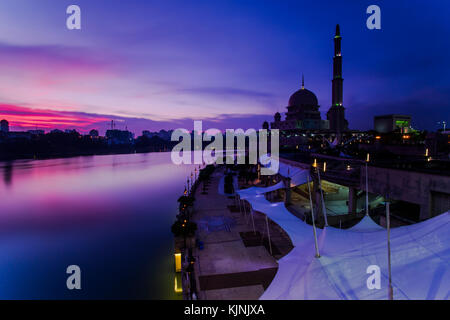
[374,114,412,133]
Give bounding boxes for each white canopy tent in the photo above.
[243,155,450,299]
[238,185,449,300]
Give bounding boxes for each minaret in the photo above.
[327,24,348,133]
[332,24,343,107]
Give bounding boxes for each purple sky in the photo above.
[0,0,449,134]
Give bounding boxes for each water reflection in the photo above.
[0,153,195,299]
[1,161,13,187]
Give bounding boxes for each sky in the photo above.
[0,0,449,134]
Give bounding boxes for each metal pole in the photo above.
[265,215,273,255]
[365,163,369,216]
[317,169,328,227]
[307,175,320,258]
[386,199,393,300]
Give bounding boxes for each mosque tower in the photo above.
[327,24,348,133]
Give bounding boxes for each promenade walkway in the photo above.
[191,167,292,299]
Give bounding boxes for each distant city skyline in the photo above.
[0,0,449,134]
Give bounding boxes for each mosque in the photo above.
[263,25,349,145]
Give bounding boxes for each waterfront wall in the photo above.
[363,166,450,220]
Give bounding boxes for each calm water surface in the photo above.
[0,152,196,299]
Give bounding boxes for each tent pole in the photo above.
[317,168,328,227]
[265,215,273,255]
[365,163,369,216]
[307,175,320,258]
[386,198,394,300]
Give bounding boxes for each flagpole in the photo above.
[307,174,320,258]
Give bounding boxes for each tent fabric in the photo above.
[348,215,385,232]
[240,184,450,299]
[259,154,310,187]
[237,181,285,199]
[289,169,310,187]
[236,168,308,200]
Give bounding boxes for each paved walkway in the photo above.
[192,168,291,300]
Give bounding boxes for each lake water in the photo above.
[0,152,196,299]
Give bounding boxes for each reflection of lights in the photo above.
[323,162,327,172]
[174,276,182,293]
[425,148,429,157]
[313,159,317,168]
[366,153,370,162]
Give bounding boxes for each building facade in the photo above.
[374,114,412,133]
